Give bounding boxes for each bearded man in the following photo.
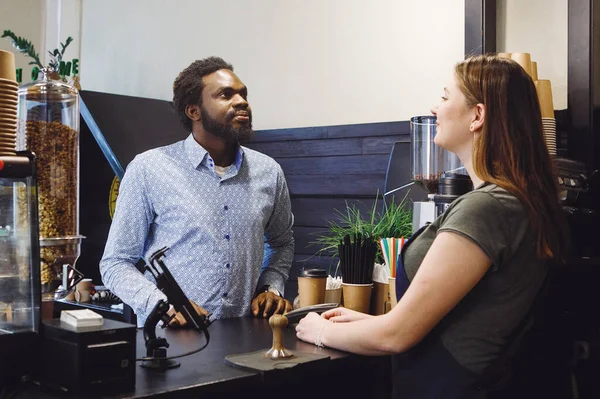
[100,57,294,327]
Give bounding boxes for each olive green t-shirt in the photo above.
[402,183,547,375]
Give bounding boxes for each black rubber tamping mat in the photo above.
[225,350,330,372]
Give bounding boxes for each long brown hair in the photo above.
[455,54,569,263]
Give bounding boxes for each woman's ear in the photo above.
[470,103,485,132]
[185,104,201,123]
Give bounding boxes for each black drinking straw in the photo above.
[339,234,379,284]
[353,234,358,283]
[363,238,368,283]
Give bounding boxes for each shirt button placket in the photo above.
[222,191,231,300]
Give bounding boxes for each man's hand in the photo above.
[251,292,292,318]
[167,300,209,328]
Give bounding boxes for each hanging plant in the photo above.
[2,29,77,83]
[1,29,43,69]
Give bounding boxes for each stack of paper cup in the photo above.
[0,50,18,156]
[541,117,557,155]
[530,61,538,81]
[535,80,557,155]
[511,53,533,78]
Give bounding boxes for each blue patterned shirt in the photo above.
[100,134,294,326]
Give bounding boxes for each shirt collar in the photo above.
[184,133,245,172]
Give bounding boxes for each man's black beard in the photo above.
[200,107,254,143]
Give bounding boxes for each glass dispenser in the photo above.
[16,68,84,298]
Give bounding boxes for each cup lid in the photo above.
[299,268,327,278]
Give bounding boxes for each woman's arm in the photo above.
[297,231,492,355]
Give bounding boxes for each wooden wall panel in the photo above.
[291,198,379,227]
[246,121,412,291]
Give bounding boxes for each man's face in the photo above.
[198,69,253,142]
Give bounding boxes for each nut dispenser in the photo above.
[16,68,84,297]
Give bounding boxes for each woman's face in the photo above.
[430,76,475,154]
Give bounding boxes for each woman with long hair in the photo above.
[295,54,569,398]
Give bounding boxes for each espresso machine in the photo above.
[410,116,473,232]
[553,156,598,260]
[0,152,41,387]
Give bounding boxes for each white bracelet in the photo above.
[314,324,326,348]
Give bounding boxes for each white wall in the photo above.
[80,0,465,130]
[48,0,81,66]
[0,0,81,83]
[0,0,44,81]
[496,0,568,110]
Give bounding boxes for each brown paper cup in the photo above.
[535,80,555,118]
[530,61,538,81]
[64,290,76,301]
[298,276,327,307]
[0,95,18,103]
[370,281,389,315]
[342,283,372,313]
[75,278,93,303]
[388,277,398,309]
[0,92,17,101]
[0,104,17,112]
[0,107,17,119]
[0,122,16,130]
[0,84,18,93]
[75,290,91,303]
[0,78,18,86]
[511,53,532,77]
[324,287,342,304]
[0,50,16,82]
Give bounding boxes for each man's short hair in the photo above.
[172,57,233,131]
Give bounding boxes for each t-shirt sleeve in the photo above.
[437,191,511,271]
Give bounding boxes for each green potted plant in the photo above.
[311,191,413,274]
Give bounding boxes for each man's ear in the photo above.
[470,103,485,132]
[185,104,201,122]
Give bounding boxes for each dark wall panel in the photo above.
[246,123,413,287]
[291,198,379,227]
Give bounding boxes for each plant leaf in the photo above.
[1,29,43,68]
[60,36,73,56]
[310,191,413,264]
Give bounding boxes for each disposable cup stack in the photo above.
[0,49,18,156]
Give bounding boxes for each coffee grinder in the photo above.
[410,116,473,232]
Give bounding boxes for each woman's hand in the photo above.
[321,307,373,323]
[295,312,330,346]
